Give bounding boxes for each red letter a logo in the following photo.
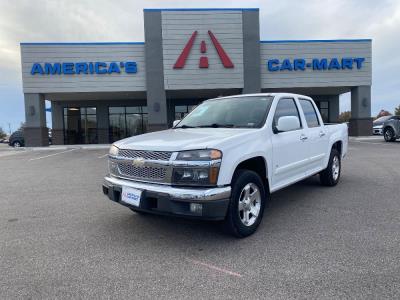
[173,30,234,69]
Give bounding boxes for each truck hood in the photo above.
[114,128,255,152]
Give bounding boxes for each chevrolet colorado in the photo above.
[102,93,348,237]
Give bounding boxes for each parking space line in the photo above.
[351,141,396,146]
[29,149,77,161]
[98,153,109,159]
[187,258,242,278]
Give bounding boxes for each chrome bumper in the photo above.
[103,175,231,202]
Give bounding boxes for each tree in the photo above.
[376,109,391,118]
[0,127,7,139]
[395,105,400,116]
[18,122,26,131]
[338,111,351,123]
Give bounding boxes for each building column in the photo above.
[24,93,49,146]
[329,95,339,123]
[97,104,109,144]
[144,10,168,132]
[51,101,64,145]
[349,86,372,136]
[242,9,261,93]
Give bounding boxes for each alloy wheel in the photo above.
[238,183,261,227]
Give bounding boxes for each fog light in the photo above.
[190,203,203,215]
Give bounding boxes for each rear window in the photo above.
[299,99,320,128]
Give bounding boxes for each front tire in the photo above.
[384,127,396,142]
[320,149,341,186]
[223,170,266,238]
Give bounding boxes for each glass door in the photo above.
[63,107,97,144]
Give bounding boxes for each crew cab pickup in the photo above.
[102,93,348,237]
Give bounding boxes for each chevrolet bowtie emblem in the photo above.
[132,157,145,167]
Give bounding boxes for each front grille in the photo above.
[118,149,172,161]
[118,163,167,181]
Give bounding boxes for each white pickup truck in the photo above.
[103,93,348,237]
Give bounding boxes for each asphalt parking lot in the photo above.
[0,138,399,299]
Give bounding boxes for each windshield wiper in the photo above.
[199,123,235,128]
[175,125,197,129]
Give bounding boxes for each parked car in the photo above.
[102,93,348,237]
[8,129,53,147]
[8,130,24,147]
[373,115,392,135]
[382,115,400,142]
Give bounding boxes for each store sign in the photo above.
[30,61,137,75]
[173,30,234,69]
[266,57,365,72]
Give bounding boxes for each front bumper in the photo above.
[102,175,231,220]
[373,127,383,135]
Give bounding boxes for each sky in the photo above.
[1,0,400,133]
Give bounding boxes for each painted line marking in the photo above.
[187,258,242,278]
[351,141,398,146]
[98,153,109,159]
[29,149,77,161]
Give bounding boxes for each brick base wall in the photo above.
[24,127,49,147]
[349,118,373,136]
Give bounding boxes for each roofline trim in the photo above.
[20,42,145,46]
[144,8,259,12]
[260,39,372,43]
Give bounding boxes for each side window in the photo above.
[273,98,302,131]
[300,99,320,128]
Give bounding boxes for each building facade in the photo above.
[20,8,372,146]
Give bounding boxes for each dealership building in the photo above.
[20,8,372,146]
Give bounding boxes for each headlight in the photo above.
[172,149,222,186]
[109,144,119,156]
[176,149,222,161]
[108,145,119,176]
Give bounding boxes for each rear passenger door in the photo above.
[299,98,329,175]
[270,97,310,190]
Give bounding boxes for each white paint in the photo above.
[29,149,77,161]
[113,93,348,192]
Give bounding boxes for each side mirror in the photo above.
[275,116,300,133]
[172,120,181,128]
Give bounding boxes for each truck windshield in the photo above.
[175,96,274,129]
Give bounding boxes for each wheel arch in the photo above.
[331,140,343,156]
[231,156,269,192]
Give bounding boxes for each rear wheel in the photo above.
[12,141,21,148]
[320,149,341,186]
[384,127,396,142]
[223,170,266,238]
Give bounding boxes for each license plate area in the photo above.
[121,186,142,207]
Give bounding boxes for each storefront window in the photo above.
[174,105,196,120]
[316,101,329,123]
[109,106,148,142]
[63,107,97,144]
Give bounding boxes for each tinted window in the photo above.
[300,99,320,128]
[273,98,301,131]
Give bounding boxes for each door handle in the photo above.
[319,131,326,137]
[300,134,308,141]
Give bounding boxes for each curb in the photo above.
[2,144,111,152]
[349,136,383,141]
